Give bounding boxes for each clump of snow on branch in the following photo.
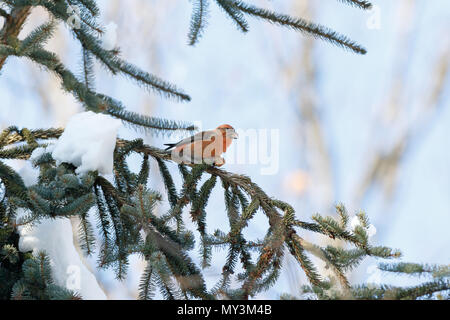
[52,111,122,175]
[17,145,56,187]
[17,162,39,187]
[30,144,55,163]
[366,264,383,285]
[16,210,107,299]
[350,215,377,238]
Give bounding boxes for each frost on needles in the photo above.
[0,0,449,300]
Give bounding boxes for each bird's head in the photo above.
[217,124,239,139]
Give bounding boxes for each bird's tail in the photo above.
[164,143,177,151]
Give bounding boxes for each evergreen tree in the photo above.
[0,0,448,300]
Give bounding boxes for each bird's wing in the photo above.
[169,129,218,149]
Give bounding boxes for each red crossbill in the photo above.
[164,124,239,167]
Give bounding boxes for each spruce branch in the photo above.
[1,40,195,134]
[138,262,156,300]
[215,0,249,32]
[73,0,100,17]
[77,213,96,256]
[378,262,450,279]
[114,60,191,102]
[188,0,210,45]
[1,127,428,300]
[107,105,197,136]
[352,279,450,300]
[81,47,95,90]
[19,20,56,54]
[219,0,367,54]
[337,0,373,10]
[0,5,31,70]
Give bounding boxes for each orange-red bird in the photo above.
[164,124,239,166]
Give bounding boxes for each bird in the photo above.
[164,124,239,167]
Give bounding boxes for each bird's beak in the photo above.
[232,132,239,139]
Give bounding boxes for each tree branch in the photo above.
[0,6,31,71]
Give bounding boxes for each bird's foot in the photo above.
[213,157,225,167]
[203,157,225,167]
